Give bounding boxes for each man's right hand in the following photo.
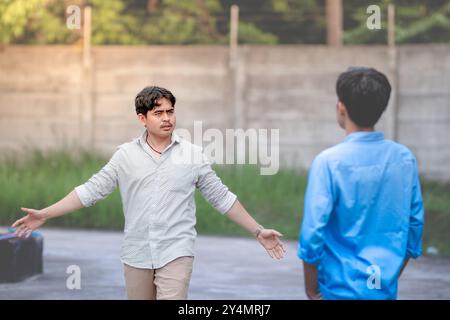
[11,208,48,238]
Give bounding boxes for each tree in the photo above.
[395,0,450,43]
[218,0,325,44]
[0,0,144,45]
[0,0,45,44]
[1,0,449,45]
[88,0,143,45]
[138,0,223,44]
[238,21,278,44]
[343,0,450,44]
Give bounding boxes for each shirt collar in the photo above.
[344,131,385,143]
[139,129,181,150]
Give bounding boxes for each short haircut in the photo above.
[135,86,176,115]
[336,67,391,127]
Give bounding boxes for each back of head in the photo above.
[336,67,392,127]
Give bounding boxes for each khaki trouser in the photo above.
[123,256,194,300]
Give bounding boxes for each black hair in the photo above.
[135,86,176,115]
[336,67,391,127]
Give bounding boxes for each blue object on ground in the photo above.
[0,230,44,283]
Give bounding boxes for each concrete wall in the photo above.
[0,44,449,180]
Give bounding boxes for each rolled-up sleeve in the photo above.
[75,149,122,207]
[195,153,237,214]
[298,154,334,265]
[406,158,424,259]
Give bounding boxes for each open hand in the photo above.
[11,208,47,238]
[257,229,286,260]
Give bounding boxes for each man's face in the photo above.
[138,97,176,138]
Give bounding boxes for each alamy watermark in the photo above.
[366,5,382,30]
[172,121,280,175]
[366,264,381,290]
[66,5,81,30]
[66,265,81,290]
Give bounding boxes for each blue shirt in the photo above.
[298,131,424,300]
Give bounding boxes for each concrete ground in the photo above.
[0,227,449,300]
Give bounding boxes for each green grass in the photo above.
[420,180,450,256]
[0,150,124,230]
[0,150,449,256]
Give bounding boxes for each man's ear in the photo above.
[337,101,347,117]
[137,113,147,126]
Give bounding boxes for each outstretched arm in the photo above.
[195,152,285,260]
[12,148,122,239]
[12,190,84,238]
[225,199,286,260]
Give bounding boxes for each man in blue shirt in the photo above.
[298,67,424,300]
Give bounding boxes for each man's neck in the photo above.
[345,122,374,135]
[146,131,172,150]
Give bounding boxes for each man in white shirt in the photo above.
[12,86,285,300]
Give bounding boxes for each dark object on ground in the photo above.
[0,231,43,283]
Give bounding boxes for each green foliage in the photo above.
[0,0,45,44]
[267,0,326,43]
[88,0,144,45]
[195,165,306,237]
[17,0,78,44]
[139,0,224,44]
[343,0,450,44]
[1,0,144,45]
[1,1,449,46]
[218,0,325,44]
[238,21,278,44]
[1,0,225,45]
[0,150,124,229]
[395,1,450,43]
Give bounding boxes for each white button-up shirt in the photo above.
[75,130,237,269]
